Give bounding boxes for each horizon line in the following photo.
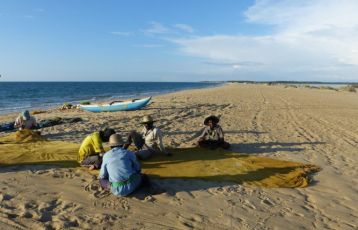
[0,80,357,84]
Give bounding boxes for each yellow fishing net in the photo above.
[0,130,79,167]
[0,130,320,188]
[142,148,320,188]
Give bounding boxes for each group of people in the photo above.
[78,114,230,197]
[14,111,230,197]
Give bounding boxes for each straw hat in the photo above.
[109,134,124,147]
[204,115,220,125]
[140,115,156,124]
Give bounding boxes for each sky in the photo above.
[1,0,358,82]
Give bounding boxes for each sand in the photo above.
[0,83,357,229]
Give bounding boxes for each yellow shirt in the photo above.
[78,132,103,162]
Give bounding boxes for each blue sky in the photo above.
[1,0,358,82]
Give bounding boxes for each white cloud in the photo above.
[110,31,132,36]
[171,0,358,80]
[174,24,194,33]
[144,21,170,34]
[204,61,263,70]
[133,44,163,48]
[245,0,358,31]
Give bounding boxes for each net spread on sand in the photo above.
[0,130,80,167]
[0,130,320,188]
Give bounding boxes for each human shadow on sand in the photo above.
[230,141,325,153]
[166,128,267,143]
[0,160,79,173]
[140,147,321,192]
[166,129,267,136]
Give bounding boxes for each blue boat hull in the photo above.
[80,97,151,112]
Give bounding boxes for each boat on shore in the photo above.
[79,97,151,112]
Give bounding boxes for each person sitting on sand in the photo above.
[78,128,115,170]
[124,115,170,160]
[197,115,230,150]
[99,134,150,197]
[14,110,37,130]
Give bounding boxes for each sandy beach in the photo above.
[0,83,357,230]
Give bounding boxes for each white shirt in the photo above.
[141,127,166,153]
[14,116,37,130]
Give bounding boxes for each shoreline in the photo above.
[2,81,356,117]
[0,82,224,117]
[0,83,357,229]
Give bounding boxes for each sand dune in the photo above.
[0,83,357,229]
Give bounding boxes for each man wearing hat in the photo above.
[197,115,230,150]
[98,134,144,197]
[14,110,37,130]
[124,115,170,160]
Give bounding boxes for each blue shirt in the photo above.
[99,147,142,196]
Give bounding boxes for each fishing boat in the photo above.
[80,97,151,112]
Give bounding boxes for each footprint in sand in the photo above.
[94,198,130,211]
[18,201,40,219]
[34,169,51,175]
[242,200,257,210]
[0,193,13,201]
[17,198,87,229]
[261,198,275,207]
[84,180,111,199]
[170,197,184,206]
[144,195,156,202]
[176,213,205,229]
[169,139,180,148]
[48,169,82,179]
[227,199,236,207]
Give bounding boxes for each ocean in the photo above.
[0,82,221,114]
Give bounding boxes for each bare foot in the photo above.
[89,165,95,170]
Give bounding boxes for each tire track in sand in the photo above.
[250,89,270,143]
[277,96,356,229]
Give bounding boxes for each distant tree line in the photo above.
[226,80,358,85]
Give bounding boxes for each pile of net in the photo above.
[0,117,83,132]
[0,130,320,188]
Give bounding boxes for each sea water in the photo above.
[0,82,220,114]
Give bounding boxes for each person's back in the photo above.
[99,134,166,197]
[78,128,116,169]
[78,132,102,162]
[102,148,140,182]
[99,134,142,196]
